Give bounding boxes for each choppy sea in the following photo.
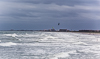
[0,31,100,59]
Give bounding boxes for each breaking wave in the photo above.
[0,42,17,46]
[0,31,100,59]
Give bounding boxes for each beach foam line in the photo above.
[0,42,17,46]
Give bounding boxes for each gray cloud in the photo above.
[3,0,98,6]
[0,0,100,30]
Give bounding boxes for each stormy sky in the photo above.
[0,0,100,30]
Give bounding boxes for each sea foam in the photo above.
[49,50,76,59]
[0,42,17,46]
[4,33,18,37]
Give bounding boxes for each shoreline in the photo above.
[1,30,100,35]
[69,31,100,35]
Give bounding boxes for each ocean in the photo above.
[0,31,100,59]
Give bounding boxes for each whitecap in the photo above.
[4,33,18,37]
[73,41,88,45]
[0,42,17,46]
[49,50,76,59]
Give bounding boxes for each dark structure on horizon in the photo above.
[59,29,67,32]
[3,28,100,33]
[79,30,100,32]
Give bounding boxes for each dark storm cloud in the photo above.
[3,0,98,5]
[0,0,100,30]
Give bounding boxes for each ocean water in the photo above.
[0,31,100,59]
